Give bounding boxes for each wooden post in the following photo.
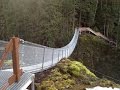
[12,37,21,82]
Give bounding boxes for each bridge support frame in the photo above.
[12,37,22,82]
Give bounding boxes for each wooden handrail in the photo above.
[0,37,23,90]
[0,39,13,67]
[80,27,117,46]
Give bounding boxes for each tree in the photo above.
[75,0,98,27]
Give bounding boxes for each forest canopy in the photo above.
[0,0,120,47]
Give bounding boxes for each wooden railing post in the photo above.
[12,37,21,82]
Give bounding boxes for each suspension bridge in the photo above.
[0,27,116,90]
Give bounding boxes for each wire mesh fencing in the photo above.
[19,28,79,73]
[0,28,79,73]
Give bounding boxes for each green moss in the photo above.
[4,60,12,65]
[57,59,71,73]
[60,59,97,79]
[55,79,75,89]
[35,59,120,90]
[35,81,57,90]
[89,78,120,88]
[3,60,13,69]
[57,59,97,80]
[36,64,75,90]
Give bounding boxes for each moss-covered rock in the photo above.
[69,61,96,78]
[35,63,75,90]
[35,81,57,90]
[35,59,120,90]
[57,59,97,80]
[90,78,120,88]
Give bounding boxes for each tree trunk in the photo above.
[101,0,103,10]
[72,0,75,31]
[106,23,109,37]
[79,12,81,27]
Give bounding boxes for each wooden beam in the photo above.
[8,74,16,85]
[12,37,22,82]
[0,39,13,67]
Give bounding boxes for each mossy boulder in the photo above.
[90,78,120,88]
[69,61,96,78]
[35,81,57,90]
[35,59,120,90]
[57,59,97,80]
[35,67,75,90]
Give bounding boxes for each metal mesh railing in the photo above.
[0,40,12,69]
[0,28,79,73]
[19,28,79,73]
[1,28,116,73]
